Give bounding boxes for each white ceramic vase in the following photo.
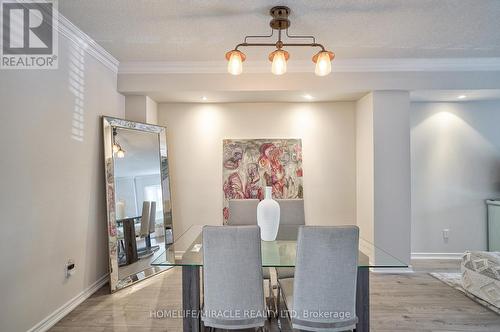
[257,186,280,241]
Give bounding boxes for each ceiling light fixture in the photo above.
[116,149,125,158]
[112,142,120,153]
[225,6,334,76]
[112,127,126,158]
[202,96,208,101]
[303,94,313,100]
[457,95,467,99]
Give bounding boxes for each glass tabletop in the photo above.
[151,224,408,268]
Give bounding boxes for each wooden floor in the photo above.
[51,260,500,332]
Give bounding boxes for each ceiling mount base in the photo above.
[270,6,290,30]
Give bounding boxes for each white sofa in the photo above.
[461,251,500,309]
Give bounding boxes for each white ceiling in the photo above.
[140,89,500,103]
[144,90,366,103]
[59,0,500,62]
[411,89,500,102]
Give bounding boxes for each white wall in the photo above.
[411,101,500,253]
[372,91,411,265]
[0,36,123,331]
[115,177,138,217]
[145,96,158,124]
[355,91,412,265]
[125,95,147,122]
[356,94,375,244]
[158,102,356,235]
[125,95,158,124]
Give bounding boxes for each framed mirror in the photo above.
[102,116,173,292]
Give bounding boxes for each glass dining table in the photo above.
[152,224,407,332]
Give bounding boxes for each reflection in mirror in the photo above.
[103,117,173,292]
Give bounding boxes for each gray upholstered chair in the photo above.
[278,226,359,331]
[137,201,152,238]
[137,201,154,258]
[228,199,259,225]
[202,226,266,330]
[145,201,160,252]
[276,199,305,225]
[227,199,271,280]
[136,201,160,257]
[275,199,305,279]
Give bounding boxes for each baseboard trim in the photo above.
[370,266,414,274]
[411,252,463,260]
[28,274,109,332]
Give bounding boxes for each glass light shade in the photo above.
[227,51,243,75]
[314,51,332,76]
[112,143,120,153]
[271,50,287,75]
[116,149,125,158]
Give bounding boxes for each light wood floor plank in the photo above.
[50,260,500,332]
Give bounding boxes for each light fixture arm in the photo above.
[243,29,275,43]
[234,42,326,52]
[285,28,316,44]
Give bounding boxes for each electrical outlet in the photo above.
[443,229,450,242]
[66,259,76,278]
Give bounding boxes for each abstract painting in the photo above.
[222,139,303,223]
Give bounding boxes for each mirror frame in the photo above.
[102,116,173,292]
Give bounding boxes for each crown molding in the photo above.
[118,58,500,75]
[10,3,119,73]
[58,14,119,73]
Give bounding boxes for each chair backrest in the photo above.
[202,225,265,328]
[139,201,151,237]
[292,226,359,330]
[276,199,305,225]
[149,201,156,233]
[227,199,259,225]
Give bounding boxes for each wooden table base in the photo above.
[355,267,370,332]
[122,219,138,265]
[182,266,201,332]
